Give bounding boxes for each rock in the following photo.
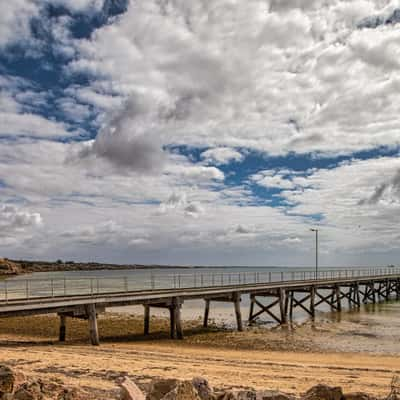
[14,387,37,400]
[343,393,377,400]
[147,379,180,400]
[120,377,146,400]
[191,377,214,400]
[162,381,201,400]
[0,259,20,275]
[13,381,42,400]
[217,390,256,400]
[302,385,343,400]
[256,390,296,400]
[57,387,81,400]
[0,365,15,395]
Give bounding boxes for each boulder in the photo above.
[57,387,81,400]
[256,390,296,400]
[162,381,201,400]
[147,379,180,400]
[0,365,15,395]
[217,390,256,400]
[302,385,343,400]
[343,393,377,400]
[191,377,214,400]
[13,381,42,400]
[120,377,146,400]
[0,259,20,275]
[13,387,37,400]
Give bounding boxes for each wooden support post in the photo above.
[397,279,400,300]
[284,290,289,316]
[144,305,150,335]
[86,304,100,346]
[248,295,255,324]
[169,306,176,339]
[355,283,360,307]
[173,297,183,339]
[233,293,243,331]
[203,299,210,328]
[335,285,341,311]
[372,282,376,303]
[59,314,66,342]
[279,288,287,324]
[310,286,315,318]
[289,291,294,319]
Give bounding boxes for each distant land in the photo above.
[0,258,194,276]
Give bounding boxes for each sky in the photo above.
[1,0,400,266]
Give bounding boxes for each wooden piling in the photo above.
[248,296,255,324]
[335,285,341,311]
[86,304,99,346]
[279,288,287,324]
[59,314,66,342]
[203,299,210,328]
[310,286,315,318]
[144,304,150,335]
[169,306,176,339]
[233,293,243,331]
[173,297,183,339]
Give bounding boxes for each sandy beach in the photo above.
[0,313,399,399]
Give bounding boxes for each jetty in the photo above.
[0,268,399,345]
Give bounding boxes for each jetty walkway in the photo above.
[0,268,399,345]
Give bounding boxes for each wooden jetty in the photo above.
[0,270,399,345]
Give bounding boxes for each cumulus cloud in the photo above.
[80,97,166,173]
[0,0,39,49]
[0,204,42,233]
[360,169,400,205]
[251,170,297,190]
[201,147,244,165]
[159,192,205,218]
[65,0,400,157]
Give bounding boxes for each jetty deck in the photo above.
[0,268,399,345]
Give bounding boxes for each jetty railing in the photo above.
[0,267,399,302]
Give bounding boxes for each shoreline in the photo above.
[0,313,398,398]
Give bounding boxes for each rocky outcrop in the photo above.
[0,259,20,275]
[191,377,214,400]
[302,385,343,400]
[162,381,201,400]
[147,379,181,400]
[120,378,146,400]
[0,365,82,400]
[343,393,377,400]
[0,365,15,396]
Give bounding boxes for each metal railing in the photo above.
[0,267,399,303]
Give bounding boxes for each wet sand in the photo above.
[0,309,399,398]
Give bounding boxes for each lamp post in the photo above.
[310,228,318,279]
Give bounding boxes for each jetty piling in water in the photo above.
[0,269,400,345]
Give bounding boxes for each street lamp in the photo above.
[310,228,318,279]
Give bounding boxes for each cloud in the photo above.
[201,147,244,165]
[0,0,39,49]
[64,0,400,158]
[159,192,205,218]
[359,169,400,205]
[0,204,42,235]
[251,170,297,190]
[81,97,166,173]
[357,7,400,29]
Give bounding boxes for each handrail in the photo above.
[0,267,399,303]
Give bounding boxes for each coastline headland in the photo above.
[0,258,195,276]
